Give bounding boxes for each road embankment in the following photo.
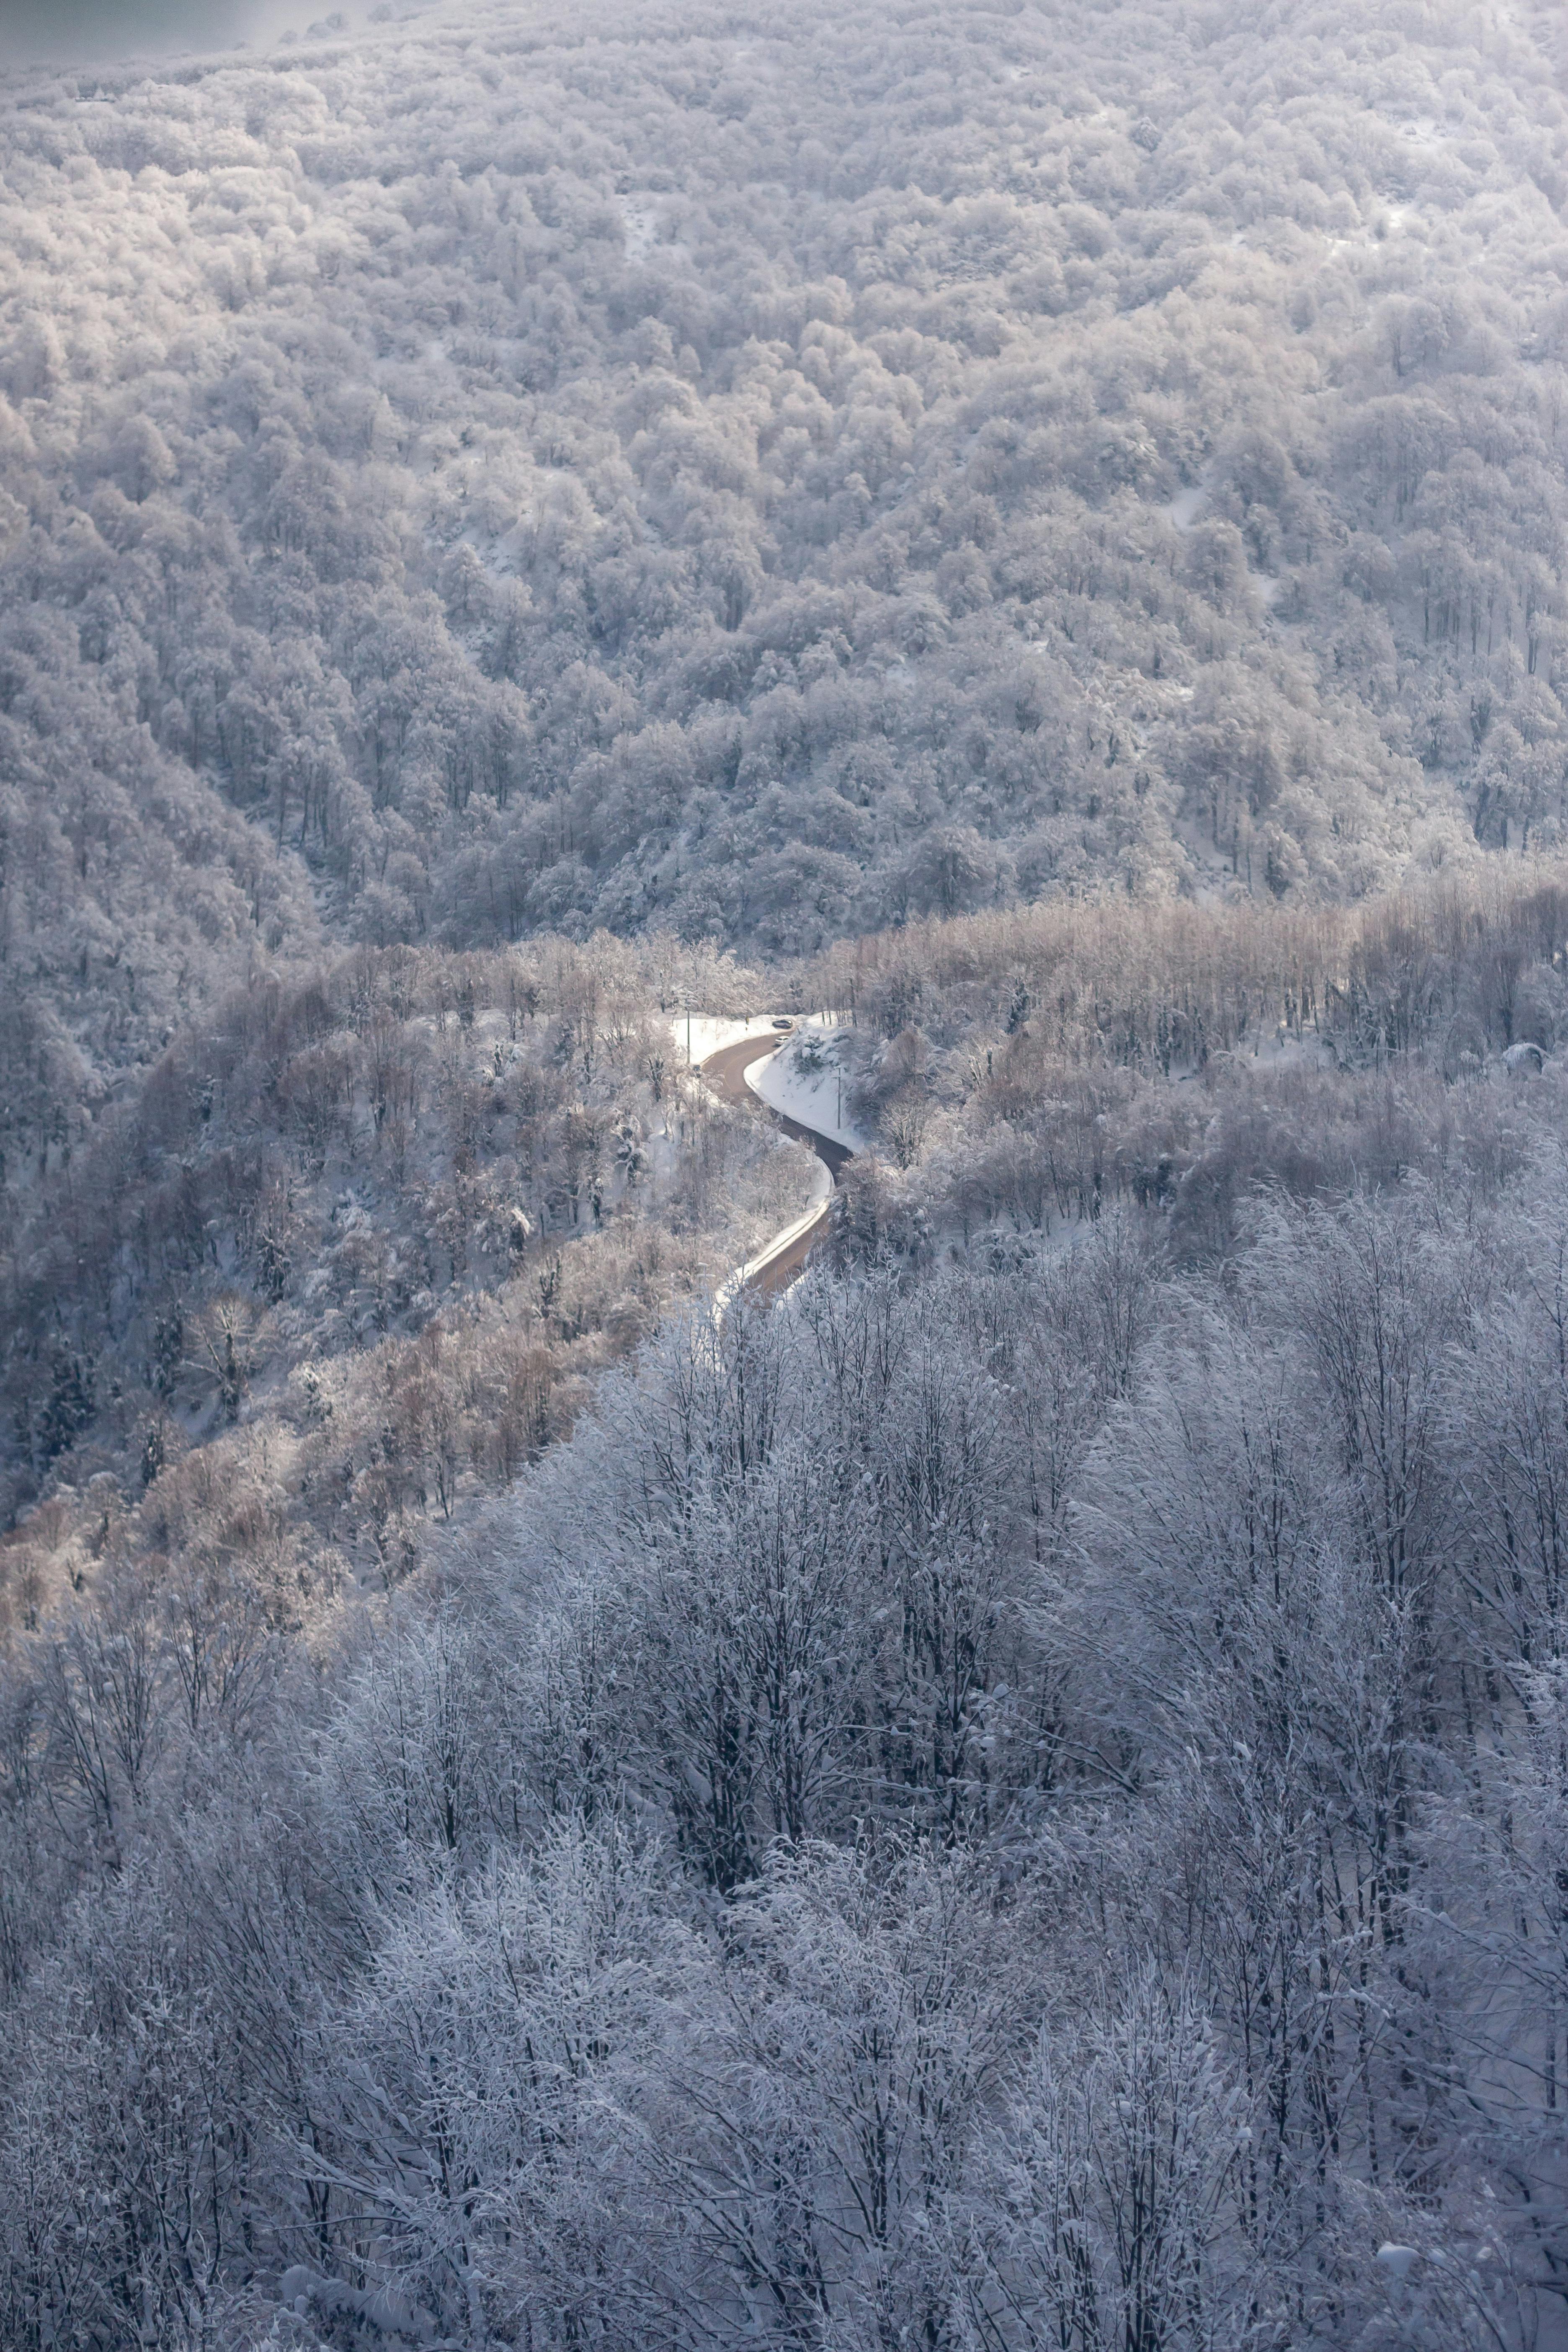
[698,1034,851,1299]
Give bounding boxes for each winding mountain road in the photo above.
[699,1034,853,1300]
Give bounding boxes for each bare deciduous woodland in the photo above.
[9,0,1568,2344]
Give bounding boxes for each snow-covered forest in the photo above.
[5,869,1568,2349]
[12,0,1568,2342]
[8,0,1568,1170]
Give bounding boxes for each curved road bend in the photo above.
[699,1035,853,1300]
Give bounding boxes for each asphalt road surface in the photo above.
[699,1034,851,1300]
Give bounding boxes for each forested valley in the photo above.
[7,0,1568,1170]
[10,0,1568,2344]
[5,865,1568,2350]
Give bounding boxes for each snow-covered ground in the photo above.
[746,1024,866,1152]
[1164,481,1208,530]
[672,1013,789,1064]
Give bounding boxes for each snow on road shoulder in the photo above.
[714,1150,834,1317]
[672,1013,786,1064]
[747,1024,865,1152]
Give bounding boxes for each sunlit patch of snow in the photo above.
[616,192,692,267]
[616,197,672,264]
[1326,201,1409,253]
[618,197,658,261]
[747,1024,865,1153]
[1165,482,1207,530]
[673,1013,785,1065]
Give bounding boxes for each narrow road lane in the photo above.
[699,1034,851,1300]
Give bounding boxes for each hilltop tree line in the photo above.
[807,862,1568,1258]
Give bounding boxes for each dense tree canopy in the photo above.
[3,867,1568,2347]
[10,2,1568,2342]
[7,0,1568,1173]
